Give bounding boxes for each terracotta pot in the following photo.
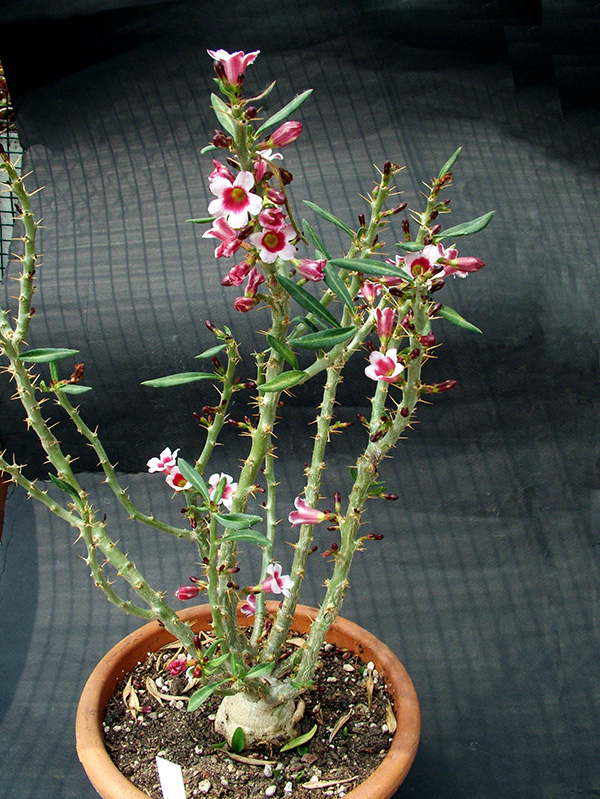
[76,603,420,799]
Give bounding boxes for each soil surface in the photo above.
[103,637,395,798]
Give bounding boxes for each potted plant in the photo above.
[0,48,492,798]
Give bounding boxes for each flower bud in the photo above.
[400,406,410,417]
[383,160,392,176]
[434,379,457,392]
[279,168,294,185]
[428,302,443,317]
[168,657,188,676]
[419,332,437,347]
[212,129,232,148]
[266,187,286,205]
[358,213,366,228]
[245,106,258,119]
[429,278,445,293]
[175,585,200,601]
[269,121,303,147]
[401,218,410,237]
[429,224,442,236]
[234,295,259,313]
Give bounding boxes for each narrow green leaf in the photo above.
[266,334,298,370]
[231,727,245,754]
[277,274,340,328]
[203,653,230,674]
[21,348,79,363]
[328,258,410,280]
[290,315,319,333]
[49,473,80,501]
[200,144,219,155]
[213,512,263,530]
[254,88,313,136]
[396,241,423,253]
[177,458,211,502]
[141,372,216,388]
[210,93,236,136]
[187,679,228,712]
[56,384,93,394]
[303,200,354,237]
[258,370,307,393]
[196,344,227,359]
[280,724,318,752]
[293,326,356,351]
[436,211,494,240]
[187,216,216,224]
[437,146,461,179]
[221,529,270,546]
[323,263,354,311]
[244,661,276,679]
[438,304,482,334]
[302,219,331,260]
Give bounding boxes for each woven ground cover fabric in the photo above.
[0,1,599,798]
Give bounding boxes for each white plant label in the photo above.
[156,755,186,799]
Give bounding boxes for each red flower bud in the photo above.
[269,121,303,147]
[174,585,200,601]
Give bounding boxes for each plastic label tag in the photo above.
[156,755,186,799]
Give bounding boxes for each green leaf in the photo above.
[280,724,318,752]
[438,304,482,334]
[277,274,340,329]
[200,144,219,155]
[187,216,216,224]
[323,263,354,311]
[266,334,298,370]
[141,372,216,388]
[436,211,494,240]
[214,512,263,530]
[231,727,245,754]
[230,653,245,679]
[254,89,313,136]
[290,315,319,333]
[293,326,356,351]
[328,258,410,280]
[21,348,80,363]
[203,653,230,674]
[196,344,227,359]
[210,93,236,136]
[437,146,461,179]
[221,529,270,545]
[302,219,331,260]
[56,384,93,394]
[396,241,423,253]
[303,200,354,237]
[258,370,307,393]
[177,458,211,502]
[187,679,228,712]
[49,473,80,501]
[244,661,276,679]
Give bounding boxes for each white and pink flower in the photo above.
[296,259,326,282]
[260,563,294,598]
[208,472,238,510]
[365,348,405,383]
[249,225,296,263]
[208,170,262,229]
[202,217,242,258]
[165,468,192,492]
[147,447,179,475]
[207,49,260,86]
[288,496,329,526]
[254,149,283,182]
[239,594,257,617]
[375,307,397,348]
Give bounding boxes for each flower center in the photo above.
[227,186,249,206]
[263,231,281,251]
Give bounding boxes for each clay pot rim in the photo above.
[76,603,420,799]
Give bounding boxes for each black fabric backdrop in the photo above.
[0,2,598,798]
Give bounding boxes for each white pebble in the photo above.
[265,786,277,797]
[342,663,355,672]
[326,676,337,683]
[263,764,273,777]
[284,781,293,794]
[198,778,211,794]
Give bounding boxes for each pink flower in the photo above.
[175,585,200,601]
[207,49,260,86]
[249,225,296,263]
[359,281,382,304]
[167,657,188,676]
[209,159,235,187]
[260,563,294,598]
[208,472,238,510]
[375,307,397,347]
[147,447,179,475]
[233,266,265,313]
[254,149,283,182]
[267,121,303,148]
[165,467,192,492]
[202,217,242,258]
[240,594,256,617]
[234,295,259,313]
[365,348,405,383]
[288,496,329,526]
[266,187,287,205]
[221,259,253,287]
[402,244,443,278]
[258,207,287,231]
[208,170,263,229]
[296,259,326,282]
[441,255,485,278]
